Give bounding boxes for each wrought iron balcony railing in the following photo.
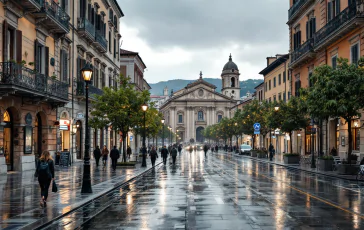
[290,38,314,64]
[78,17,95,38]
[42,0,70,30]
[314,2,360,48]
[0,62,68,101]
[288,0,308,20]
[76,81,103,99]
[95,30,107,51]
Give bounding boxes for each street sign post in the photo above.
[253,123,261,131]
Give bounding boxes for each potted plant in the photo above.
[283,153,300,164]
[250,150,257,157]
[257,150,267,158]
[318,155,334,171]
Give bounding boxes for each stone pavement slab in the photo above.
[0,158,162,230]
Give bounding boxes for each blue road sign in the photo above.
[254,131,260,134]
[130,136,134,141]
[253,123,261,131]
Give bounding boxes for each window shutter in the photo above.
[91,8,94,24]
[283,71,286,82]
[16,30,22,63]
[45,46,49,76]
[335,0,340,16]
[114,38,116,58]
[3,20,8,61]
[309,20,313,38]
[306,22,309,40]
[312,18,316,35]
[328,2,332,21]
[63,51,68,83]
[352,44,359,64]
[298,31,301,46]
[34,40,40,73]
[293,33,297,50]
[332,56,337,69]
[88,4,91,20]
[80,0,85,18]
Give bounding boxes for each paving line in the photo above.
[212,153,364,220]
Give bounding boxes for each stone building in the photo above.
[159,55,240,143]
[0,0,123,173]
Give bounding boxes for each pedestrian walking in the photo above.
[150,147,158,167]
[110,146,120,171]
[215,145,218,152]
[161,145,169,165]
[269,144,274,161]
[102,145,109,166]
[35,150,55,208]
[127,145,132,160]
[203,144,208,157]
[93,146,101,167]
[171,145,178,165]
[178,145,182,154]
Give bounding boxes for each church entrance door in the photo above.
[196,127,205,143]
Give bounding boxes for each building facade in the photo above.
[259,54,290,153]
[0,0,123,174]
[288,0,364,157]
[160,63,239,143]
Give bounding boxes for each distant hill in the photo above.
[149,78,263,96]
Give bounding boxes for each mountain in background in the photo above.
[149,78,263,96]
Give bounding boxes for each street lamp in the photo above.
[161,118,165,147]
[270,106,279,146]
[81,63,93,194]
[141,103,148,167]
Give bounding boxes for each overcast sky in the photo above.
[117,0,289,83]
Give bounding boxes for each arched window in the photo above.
[217,114,222,123]
[198,111,204,121]
[231,77,235,87]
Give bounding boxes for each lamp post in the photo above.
[81,63,93,194]
[270,106,280,146]
[141,103,148,167]
[161,118,165,147]
[310,117,316,168]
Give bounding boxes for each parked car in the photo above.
[240,144,252,155]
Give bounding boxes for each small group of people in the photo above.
[93,145,120,170]
[160,145,179,165]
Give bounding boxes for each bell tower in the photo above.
[221,54,241,100]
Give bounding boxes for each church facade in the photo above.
[159,55,240,143]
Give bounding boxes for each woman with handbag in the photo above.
[35,150,55,208]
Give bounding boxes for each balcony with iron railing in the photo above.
[33,0,70,34]
[288,0,315,23]
[78,17,96,42]
[290,38,314,66]
[0,62,69,102]
[76,81,103,100]
[94,30,107,53]
[314,1,364,50]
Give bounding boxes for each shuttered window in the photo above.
[16,30,22,63]
[109,31,111,52]
[332,55,337,69]
[60,49,69,83]
[114,38,116,58]
[278,74,281,85]
[295,80,301,96]
[283,71,286,83]
[351,43,359,65]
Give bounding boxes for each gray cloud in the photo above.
[118,0,288,50]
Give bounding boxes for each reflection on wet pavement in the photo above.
[83,151,364,229]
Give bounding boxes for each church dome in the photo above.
[223,54,238,71]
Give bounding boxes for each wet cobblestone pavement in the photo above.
[0,159,161,230]
[82,151,364,230]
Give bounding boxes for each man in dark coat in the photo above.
[93,146,101,167]
[203,144,208,157]
[215,145,218,152]
[161,146,169,165]
[110,146,120,171]
[269,144,274,161]
[171,146,178,165]
[127,146,132,160]
[178,145,182,154]
[149,147,158,167]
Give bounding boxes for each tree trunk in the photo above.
[289,132,293,154]
[347,118,352,163]
[122,133,127,162]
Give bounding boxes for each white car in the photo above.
[240,144,252,155]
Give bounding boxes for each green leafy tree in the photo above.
[90,75,150,162]
[307,57,364,161]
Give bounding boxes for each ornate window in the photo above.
[198,111,204,121]
[178,114,183,123]
[217,114,222,123]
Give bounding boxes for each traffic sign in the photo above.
[130,136,134,141]
[253,123,261,131]
[254,131,260,134]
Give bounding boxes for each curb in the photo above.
[26,161,163,230]
[217,151,358,182]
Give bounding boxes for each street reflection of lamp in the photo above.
[161,118,165,147]
[141,103,148,167]
[81,63,93,194]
